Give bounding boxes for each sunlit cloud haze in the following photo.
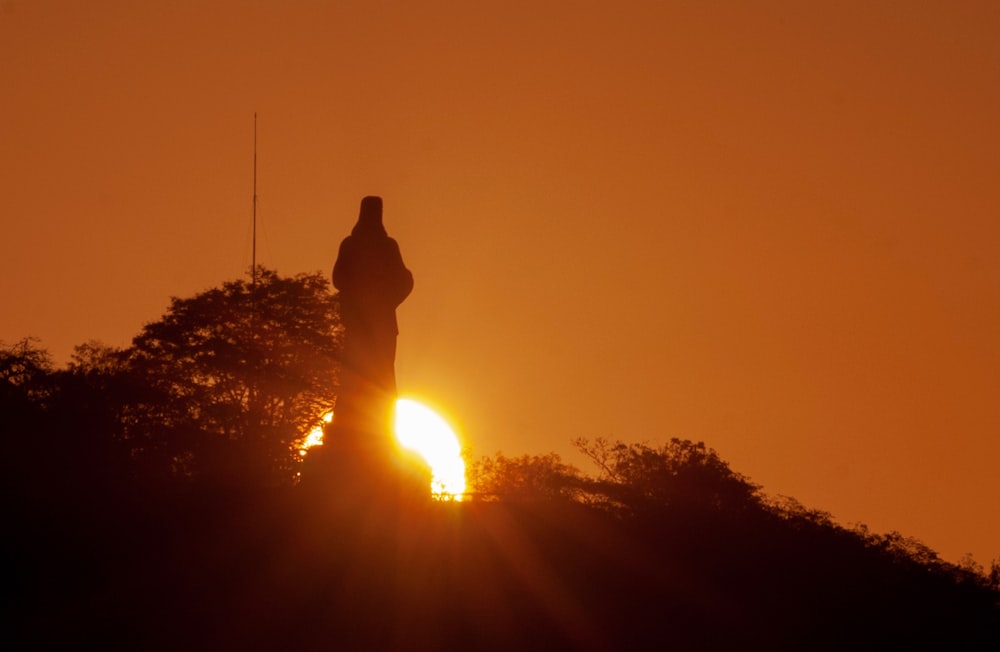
[1,2,998,564]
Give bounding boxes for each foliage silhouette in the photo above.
[0,337,53,399]
[573,437,761,515]
[125,267,341,486]
[4,312,1000,650]
[464,438,1000,649]
[468,452,584,501]
[1,338,59,503]
[2,269,342,498]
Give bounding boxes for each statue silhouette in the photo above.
[332,196,413,439]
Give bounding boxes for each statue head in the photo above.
[353,196,386,236]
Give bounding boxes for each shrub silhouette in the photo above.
[4,294,999,650]
[468,452,584,501]
[6,427,1000,650]
[125,267,341,486]
[573,437,761,514]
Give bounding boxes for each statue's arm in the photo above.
[332,239,351,291]
[389,239,414,304]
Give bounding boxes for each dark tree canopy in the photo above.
[1,339,58,499]
[122,267,342,486]
[4,274,999,651]
[469,437,761,514]
[574,437,761,514]
[0,337,54,406]
[467,452,583,501]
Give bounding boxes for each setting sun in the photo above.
[394,398,467,500]
[300,399,466,499]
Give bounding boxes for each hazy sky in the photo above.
[2,1,998,564]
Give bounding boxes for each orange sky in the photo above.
[2,1,998,565]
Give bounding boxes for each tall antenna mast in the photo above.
[252,112,258,287]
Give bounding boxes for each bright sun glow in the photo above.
[300,399,466,500]
[300,411,333,456]
[394,398,467,500]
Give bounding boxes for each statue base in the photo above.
[301,422,431,507]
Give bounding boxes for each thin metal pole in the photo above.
[252,112,258,287]
[249,112,259,441]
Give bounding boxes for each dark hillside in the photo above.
[6,485,998,651]
[3,339,997,650]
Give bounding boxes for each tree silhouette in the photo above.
[0,337,54,406]
[1,338,57,501]
[468,452,583,501]
[574,437,761,514]
[5,291,1000,649]
[123,267,342,486]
